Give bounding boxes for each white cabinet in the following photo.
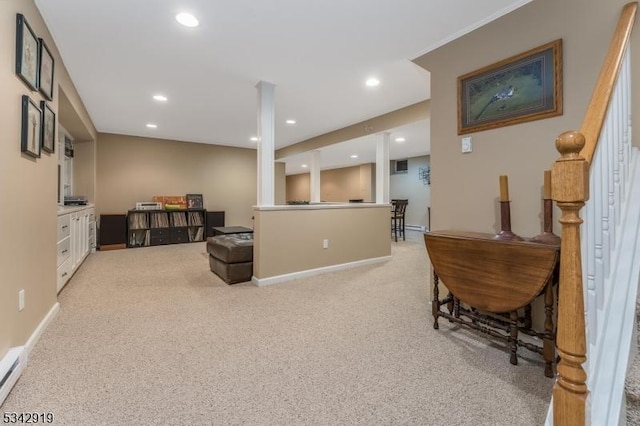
[57,205,94,293]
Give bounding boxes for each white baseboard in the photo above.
[26,302,60,353]
[0,302,59,406]
[252,255,392,287]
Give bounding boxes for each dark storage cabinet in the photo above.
[127,209,207,248]
[99,214,127,248]
[205,211,225,237]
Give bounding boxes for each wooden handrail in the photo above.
[552,3,637,425]
[579,2,637,166]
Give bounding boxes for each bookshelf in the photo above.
[127,209,206,248]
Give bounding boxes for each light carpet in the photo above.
[1,231,553,425]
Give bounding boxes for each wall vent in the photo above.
[395,159,408,173]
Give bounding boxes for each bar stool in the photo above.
[391,199,408,242]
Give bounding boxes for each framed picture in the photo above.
[38,38,54,100]
[21,96,41,158]
[15,14,39,91]
[186,194,203,209]
[40,101,55,153]
[458,39,562,135]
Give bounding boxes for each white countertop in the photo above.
[57,203,95,216]
[254,202,391,211]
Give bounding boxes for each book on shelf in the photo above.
[188,226,204,242]
[150,212,169,228]
[188,211,203,226]
[170,212,188,227]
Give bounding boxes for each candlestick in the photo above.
[494,174,522,241]
[499,175,509,202]
[531,169,560,246]
[543,169,552,200]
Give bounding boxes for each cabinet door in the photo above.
[71,212,81,271]
[81,211,89,259]
[206,211,225,237]
[100,214,127,246]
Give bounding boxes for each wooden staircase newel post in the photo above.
[552,131,589,426]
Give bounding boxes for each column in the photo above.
[376,132,390,204]
[256,81,275,206]
[310,150,321,203]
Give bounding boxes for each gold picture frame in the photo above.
[458,39,563,135]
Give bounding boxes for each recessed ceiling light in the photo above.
[395,137,406,142]
[350,154,358,159]
[285,119,296,125]
[176,12,199,27]
[153,94,168,102]
[250,137,259,142]
[301,164,308,168]
[365,78,380,87]
[146,123,158,129]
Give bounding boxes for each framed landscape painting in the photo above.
[458,39,563,135]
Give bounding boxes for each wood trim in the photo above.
[552,131,589,426]
[579,2,637,165]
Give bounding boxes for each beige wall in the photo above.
[390,156,431,228]
[286,163,376,202]
[286,173,311,201]
[253,205,391,279]
[96,133,257,227]
[285,157,431,228]
[413,0,640,237]
[0,0,96,359]
[74,141,96,203]
[275,162,286,205]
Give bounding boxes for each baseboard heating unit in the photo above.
[0,346,27,405]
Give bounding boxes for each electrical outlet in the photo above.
[18,289,25,311]
[323,239,329,249]
[461,137,473,153]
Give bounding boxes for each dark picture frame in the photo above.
[458,39,563,135]
[38,38,54,100]
[15,14,39,91]
[41,101,55,154]
[21,96,41,158]
[186,194,204,209]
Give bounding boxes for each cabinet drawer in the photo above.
[88,208,95,222]
[57,214,71,242]
[150,236,170,246]
[171,227,189,244]
[57,237,70,267]
[57,258,71,293]
[150,228,169,238]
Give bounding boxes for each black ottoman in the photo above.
[206,234,253,284]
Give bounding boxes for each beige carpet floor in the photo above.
[1,230,553,425]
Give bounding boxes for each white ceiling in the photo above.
[34,0,530,174]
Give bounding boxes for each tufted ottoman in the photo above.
[206,234,253,284]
